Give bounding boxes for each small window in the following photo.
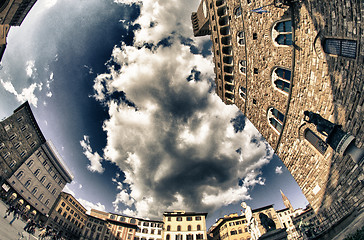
[188,225,192,231]
[27,160,34,167]
[268,108,285,134]
[239,60,246,74]
[20,151,26,157]
[21,125,27,131]
[36,151,42,157]
[46,183,52,190]
[40,176,46,183]
[167,225,171,231]
[31,187,38,195]
[25,180,31,188]
[17,116,23,122]
[231,229,237,235]
[177,225,181,231]
[253,33,257,40]
[45,199,50,206]
[237,31,245,46]
[0,142,4,150]
[34,169,40,177]
[9,160,16,168]
[304,128,328,155]
[38,194,44,201]
[30,142,36,148]
[176,217,182,221]
[272,68,291,94]
[197,224,201,230]
[10,134,17,141]
[273,20,292,46]
[52,189,57,195]
[16,171,24,180]
[187,216,192,221]
[25,134,31,140]
[323,38,357,59]
[239,86,246,100]
[234,7,242,17]
[3,152,10,159]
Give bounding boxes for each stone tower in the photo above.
[280,190,293,211]
[192,0,364,233]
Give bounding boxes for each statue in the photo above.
[303,111,339,137]
[241,202,261,240]
[259,213,276,232]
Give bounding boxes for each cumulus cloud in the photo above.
[80,135,105,173]
[0,79,41,107]
[275,166,283,174]
[25,60,37,78]
[88,0,274,219]
[77,198,106,214]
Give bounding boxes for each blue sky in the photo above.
[0,0,308,228]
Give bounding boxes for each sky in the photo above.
[0,0,308,228]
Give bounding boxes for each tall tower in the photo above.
[0,0,37,26]
[192,0,364,234]
[280,190,293,211]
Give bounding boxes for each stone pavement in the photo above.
[332,208,364,240]
[0,201,39,240]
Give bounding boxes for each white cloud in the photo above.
[80,135,104,173]
[90,0,273,219]
[275,166,283,174]
[25,60,36,78]
[63,184,75,196]
[0,79,41,107]
[77,198,106,214]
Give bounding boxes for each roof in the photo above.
[252,204,275,213]
[14,101,46,144]
[163,211,208,217]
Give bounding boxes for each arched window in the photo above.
[52,189,57,195]
[187,234,193,240]
[197,225,201,231]
[177,225,181,231]
[188,225,192,231]
[196,234,203,240]
[239,60,246,74]
[239,86,246,100]
[231,229,238,235]
[237,31,245,46]
[46,183,52,190]
[31,187,38,195]
[272,68,291,94]
[45,199,50,206]
[267,108,285,134]
[25,180,31,188]
[130,219,136,224]
[238,227,243,234]
[234,6,242,17]
[273,20,292,46]
[166,235,170,240]
[40,176,46,183]
[167,225,171,231]
[38,194,44,201]
[34,169,40,177]
[304,128,328,155]
[9,160,16,168]
[176,234,182,240]
[142,229,148,233]
[16,171,24,180]
[322,38,357,59]
[27,160,34,168]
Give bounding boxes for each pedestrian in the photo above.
[24,218,32,231]
[4,205,15,218]
[9,208,20,225]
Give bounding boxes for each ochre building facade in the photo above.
[192,0,364,233]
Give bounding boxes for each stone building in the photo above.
[207,213,250,240]
[207,205,282,240]
[276,208,299,240]
[47,192,87,239]
[0,0,38,60]
[163,211,207,240]
[0,0,37,26]
[0,102,72,222]
[81,214,109,240]
[6,141,73,222]
[192,0,364,233]
[135,218,163,240]
[0,101,46,183]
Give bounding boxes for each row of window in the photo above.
[230,227,248,235]
[137,228,162,234]
[60,201,85,221]
[166,216,202,221]
[166,225,201,231]
[26,158,64,186]
[16,170,58,195]
[165,234,204,240]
